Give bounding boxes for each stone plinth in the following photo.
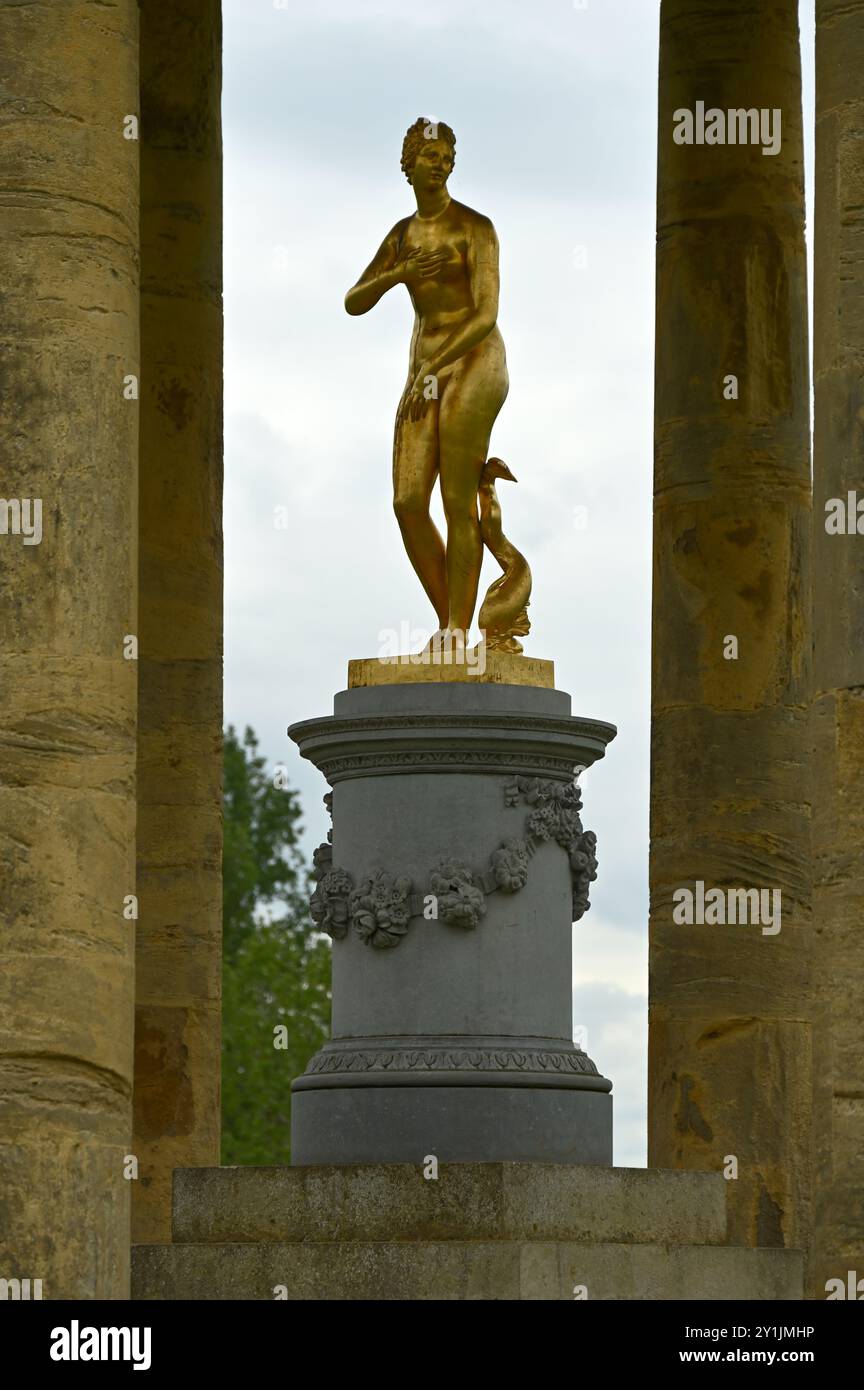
[131,1163,804,1300]
[348,650,554,688]
[288,681,616,1166]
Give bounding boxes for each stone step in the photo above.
[170,1162,729,1246]
[133,1240,802,1301]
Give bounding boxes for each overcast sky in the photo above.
[222,0,816,1167]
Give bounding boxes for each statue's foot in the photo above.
[421,627,448,655]
[422,626,469,664]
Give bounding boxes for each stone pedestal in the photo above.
[131,1163,804,1300]
[288,677,616,1166]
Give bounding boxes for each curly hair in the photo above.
[400,117,456,182]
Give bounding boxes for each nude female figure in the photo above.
[345,118,511,651]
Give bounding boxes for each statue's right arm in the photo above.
[345,223,407,316]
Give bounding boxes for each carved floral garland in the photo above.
[309,777,598,950]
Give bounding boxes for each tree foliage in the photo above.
[221,725,331,1164]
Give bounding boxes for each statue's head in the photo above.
[401,118,456,192]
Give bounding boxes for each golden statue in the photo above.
[345,118,531,655]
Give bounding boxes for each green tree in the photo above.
[221,725,331,1164]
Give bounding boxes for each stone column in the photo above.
[290,675,615,1165]
[812,0,864,1296]
[0,1,139,1297]
[132,0,223,1244]
[649,0,812,1253]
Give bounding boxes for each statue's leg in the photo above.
[392,394,448,627]
[439,346,509,636]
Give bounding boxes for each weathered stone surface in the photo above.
[650,0,812,1257]
[132,1239,801,1302]
[132,1162,802,1300]
[0,0,139,1299]
[172,1163,728,1247]
[525,1242,801,1303]
[812,0,864,1300]
[649,1018,811,1250]
[133,0,223,1245]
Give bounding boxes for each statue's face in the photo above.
[411,138,453,192]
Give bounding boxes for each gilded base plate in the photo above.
[348,649,554,690]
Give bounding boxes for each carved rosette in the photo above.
[309,841,352,941]
[429,859,487,930]
[507,775,599,922]
[490,836,531,893]
[307,775,599,949]
[522,783,583,848]
[349,868,413,949]
[569,829,598,922]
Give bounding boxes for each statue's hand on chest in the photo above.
[398,238,464,285]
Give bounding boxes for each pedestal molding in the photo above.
[296,1035,611,1092]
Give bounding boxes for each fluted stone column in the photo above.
[133,0,223,1244]
[0,0,139,1298]
[812,0,864,1297]
[649,0,812,1254]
